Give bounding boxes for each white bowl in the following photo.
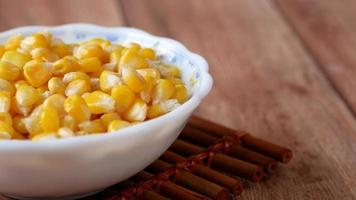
[0,24,213,199]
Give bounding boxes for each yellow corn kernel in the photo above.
[0,45,4,57]
[120,48,148,69]
[108,44,124,53]
[100,113,120,128]
[30,47,59,62]
[172,84,189,104]
[140,76,154,103]
[88,69,103,78]
[110,50,122,64]
[168,77,184,85]
[16,85,40,106]
[108,120,131,132]
[102,63,116,71]
[78,57,102,73]
[57,127,75,138]
[4,34,23,51]
[14,80,28,88]
[122,98,147,122]
[0,92,11,112]
[83,91,115,114]
[99,70,122,92]
[42,94,66,118]
[82,38,111,49]
[137,68,161,80]
[31,133,57,141]
[0,112,12,126]
[40,106,60,132]
[62,71,90,85]
[152,79,175,104]
[0,61,20,81]
[65,79,91,97]
[64,95,91,123]
[157,64,181,78]
[48,77,65,95]
[61,115,77,130]
[23,105,43,136]
[10,96,33,116]
[78,119,106,133]
[147,99,180,119]
[74,44,107,62]
[51,38,71,58]
[21,33,49,52]
[90,77,100,90]
[111,85,135,113]
[52,56,79,75]
[127,43,141,51]
[139,48,156,60]
[1,50,31,69]
[23,60,52,87]
[0,121,14,139]
[12,131,26,140]
[13,115,27,134]
[0,79,15,96]
[122,67,146,93]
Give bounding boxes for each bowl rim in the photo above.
[0,23,213,148]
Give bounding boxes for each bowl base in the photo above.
[5,190,102,200]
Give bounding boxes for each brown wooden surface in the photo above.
[1,0,356,199]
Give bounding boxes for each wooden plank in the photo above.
[120,0,356,199]
[274,0,356,115]
[0,0,125,31]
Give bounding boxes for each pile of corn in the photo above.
[0,32,188,141]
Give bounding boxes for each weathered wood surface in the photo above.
[1,0,356,199]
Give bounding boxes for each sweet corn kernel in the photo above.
[62,71,90,85]
[23,105,43,136]
[43,94,66,117]
[13,115,27,134]
[65,79,91,96]
[0,61,20,81]
[78,57,102,73]
[0,92,11,112]
[127,43,141,51]
[0,79,15,96]
[157,64,181,78]
[61,115,77,130]
[0,121,14,139]
[140,76,154,103]
[23,60,52,87]
[102,63,116,71]
[51,38,71,58]
[110,50,122,64]
[31,133,57,141]
[82,38,111,49]
[64,95,91,123]
[147,99,180,119]
[168,77,184,85]
[139,48,156,60]
[16,85,40,106]
[108,120,131,132]
[0,112,12,126]
[57,127,75,138]
[30,47,59,62]
[100,113,120,128]
[10,97,32,116]
[74,44,106,62]
[172,84,189,104]
[4,34,23,51]
[120,48,148,69]
[122,67,146,93]
[78,119,106,133]
[21,33,49,52]
[99,70,122,92]
[84,91,115,114]
[137,68,161,80]
[48,77,65,95]
[1,50,31,69]
[111,85,135,113]
[122,99,147,122]
[14,80,29,88]
[40,106,60,132]
[53,56,79,75]
[152,79,175,104]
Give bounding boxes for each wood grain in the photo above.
[274,0,356,115]
[0,0,125,31]
[120,0,356,199]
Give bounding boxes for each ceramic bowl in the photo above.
[0,24,212,199]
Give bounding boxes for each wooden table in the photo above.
[1,0,356,199]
